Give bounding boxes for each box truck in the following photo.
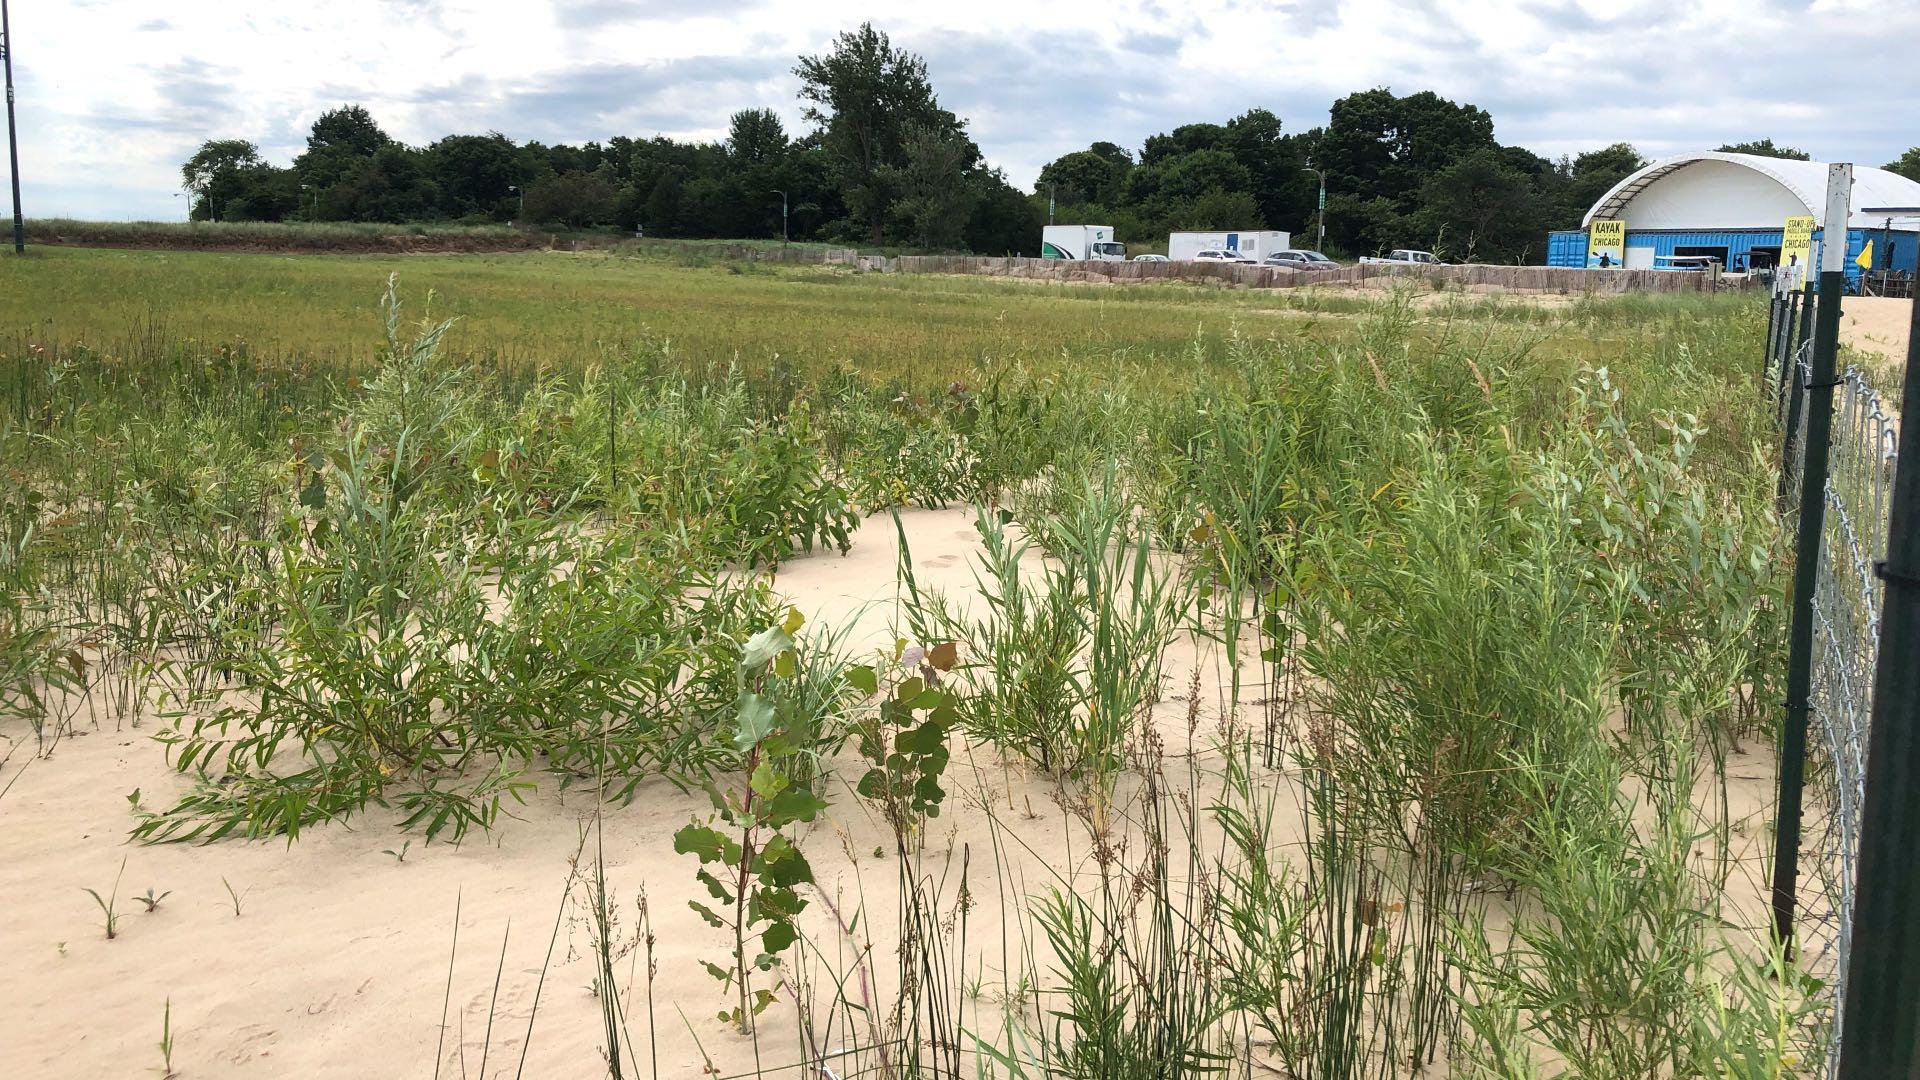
[1041,225,1127,261]
[1168,230,1290,262]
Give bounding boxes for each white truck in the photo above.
[1358,249,1444,266]
[1041,225,1127,261]
[1168,230,1289,262]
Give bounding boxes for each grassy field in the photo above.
[0,245,1727,387]
[0,248,1811,1077]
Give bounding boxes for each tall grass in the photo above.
[0,260,1806,1075]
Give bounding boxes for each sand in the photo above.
[1,507,1786,1078]
[0,508,1257,1078]
[1841,295,1914,365]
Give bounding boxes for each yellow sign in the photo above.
[1781,216,1815,276]
[1856,238,1875,269]
[1587,219,1626,267]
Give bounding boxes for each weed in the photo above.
[219,876,250,917]
[131,887,171,913]
[82,857,128,940]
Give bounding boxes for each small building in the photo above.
[1547,151,1920,288]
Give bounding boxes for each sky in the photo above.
[7,0,1917,220]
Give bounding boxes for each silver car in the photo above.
[1194,248,1256,264]
[1263,249,1339,270]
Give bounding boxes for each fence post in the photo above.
[1766,288,1783,382]
[1835,292,1920,1077]
[1771,163,1854,956]
[1780,283,1816,508]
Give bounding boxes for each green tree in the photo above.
[1884,147,1920,182]
[317,145,440,222]
[1313,88,1497,249]
[889,122,977,250]
[180,139,265,221]
[426,133,522,220]
[1037,148,1131,208]
[296,105,395,194]
[1716,139,1811,160]
[795,23,958,245]
[728,108,790,165]
[1562,142,1644,222]
[1417,147,1542,262]
[523,170,618,228]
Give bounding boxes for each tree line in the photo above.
[179,23,1920,261]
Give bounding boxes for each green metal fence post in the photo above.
[1770,163,1854,956]
[1835,292,1920,1077]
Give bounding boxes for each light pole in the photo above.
[508,184,522,226]
[173,191,187,222]
[1301,166,1326,252]
[2,0,24,253]
[770,189,787,245]
[1044,182,1056,225]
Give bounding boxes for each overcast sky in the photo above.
[9,0,1916,220]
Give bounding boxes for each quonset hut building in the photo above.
[1547,151,1920,288]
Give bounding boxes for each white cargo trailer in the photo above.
[1168,230,1290,262]
[1041,225,1127,261]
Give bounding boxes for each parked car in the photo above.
[1263,249,1339,271]
[1652,254,1721,272]
[1194,248,1257,264]
[1133,253,1169,262]
[1358,249,1444,266]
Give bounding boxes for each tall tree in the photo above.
[889,122,978,250]
[795,23,956,245]
[1884,147,1920,182]
[180,139,264,221]
[426,132,522,220]
[728,109,790,165]
[1313,88,1497,249]
[1716,138,1811,160]
[297,105,398,203]
[1418,148,1542,262]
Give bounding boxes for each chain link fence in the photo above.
[1767,285,1902,1072]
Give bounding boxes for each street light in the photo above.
[508,184,522,226]
[770,189,787,246]
[1300,166,1326,252]
[172,191,187,222]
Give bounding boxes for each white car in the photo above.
[1133,253,1169,262]
[1193,248,1256,264]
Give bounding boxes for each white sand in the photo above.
[1841,295,1914,366]
[0,506,1784,1078]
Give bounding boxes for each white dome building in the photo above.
[1547,151,1920,284]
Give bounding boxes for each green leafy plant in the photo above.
[848,639,958,846]
[673,615,830,1032]
[131,887,172,913]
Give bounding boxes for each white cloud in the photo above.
[3,0,1915,219]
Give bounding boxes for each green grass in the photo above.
[0,246,1756,389]
[0,247,1811,1076]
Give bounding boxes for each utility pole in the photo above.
[1044,182,1055,225]
[1301,166,1326,252]
[2,0,24,253]
[771,189,787,245]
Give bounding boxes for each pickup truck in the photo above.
[1359,249,1444,266]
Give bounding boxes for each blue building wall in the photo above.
[1547,226,1918,287]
